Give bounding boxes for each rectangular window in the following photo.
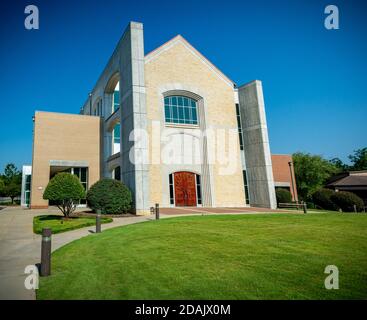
[196,174,202,205]
[71,167,88,205]
[114,167,121,181]
[236,104,244,150]
[242,170,250,205]
[169,174,174,205]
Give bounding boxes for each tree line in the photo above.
[293,147,367,201]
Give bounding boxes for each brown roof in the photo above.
[327,171,367,187]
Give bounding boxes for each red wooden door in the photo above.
[174,172,197,206]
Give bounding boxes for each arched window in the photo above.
[164,95,198,125]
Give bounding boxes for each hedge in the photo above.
[312,188,339,211]
[275,188,292,204]
[330,191,364,212]
[87,178,132,214]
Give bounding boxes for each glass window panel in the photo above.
[172,106,178,120]
[114,124,120,143]
[164,96,199,125]
[191,108,197,122]
[177,96,183,106]
[178,106,184,120]
[165,105,170,121]
[73,167,80,178]
[114,91,119,104]
[184,107,190,122]
[81,168,87,182]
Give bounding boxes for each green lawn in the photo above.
[37,213,367,299]
[33,215,113,234]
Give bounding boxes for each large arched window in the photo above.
[164,95,198,125]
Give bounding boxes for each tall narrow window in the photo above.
[114,166,121,181]
[72,167,88,205]
[196,174,202,205]
[164,95,198,125]
[242,170,250,205]
[169,173,174,205]
[113,91,120,113]
[114,124,120,144]
[236,104,244,150]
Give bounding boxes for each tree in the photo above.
[1,163,22,203]
[4,181,21,204]
[329,157,348,172]
[4,163,21,184]
[43,173,86,218]
[293,152,339,201]
[0,178,5,196]
[349,148,367,171]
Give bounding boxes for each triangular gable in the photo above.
[145,35,235,88]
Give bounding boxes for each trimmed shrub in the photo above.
[312,188,338,211]
[330,191,364,212]
[87,179,132,214]
[43,173,86,217]
[275,188,292,204]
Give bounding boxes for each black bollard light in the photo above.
[155,203,160,220]
[303,202,307,214]
[96,209,101,233]
[40,228,52,276]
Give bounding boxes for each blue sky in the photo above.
[0,0,366,171]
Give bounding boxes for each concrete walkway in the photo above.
[0,206,153,300]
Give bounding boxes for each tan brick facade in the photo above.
[30,112,100,208]
[145,37,246,207]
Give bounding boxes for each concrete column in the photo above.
[118,22,150,215]
[198,99,213,207]
[238,80,276,209]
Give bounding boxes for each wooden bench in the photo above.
[278,202,307,213]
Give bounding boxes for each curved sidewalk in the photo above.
[0,207,152,300]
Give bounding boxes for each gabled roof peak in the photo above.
[145,34,235,88]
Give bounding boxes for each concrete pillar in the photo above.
[238,80,276,209]
[118,22,150,215]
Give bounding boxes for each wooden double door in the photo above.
[173,171,197,206]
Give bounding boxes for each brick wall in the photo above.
[272,154,298,201]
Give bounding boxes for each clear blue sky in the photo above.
[0,0,366,172]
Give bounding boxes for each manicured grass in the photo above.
[37,213,367,299]
[33,215,113,234]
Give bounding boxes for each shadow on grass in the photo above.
[33,214,113,234]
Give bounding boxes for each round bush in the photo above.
[312,188,338,210]
[43,173,86,217]
[330,191,364,212]
[87,179,132,214]
[275,188,292,204]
